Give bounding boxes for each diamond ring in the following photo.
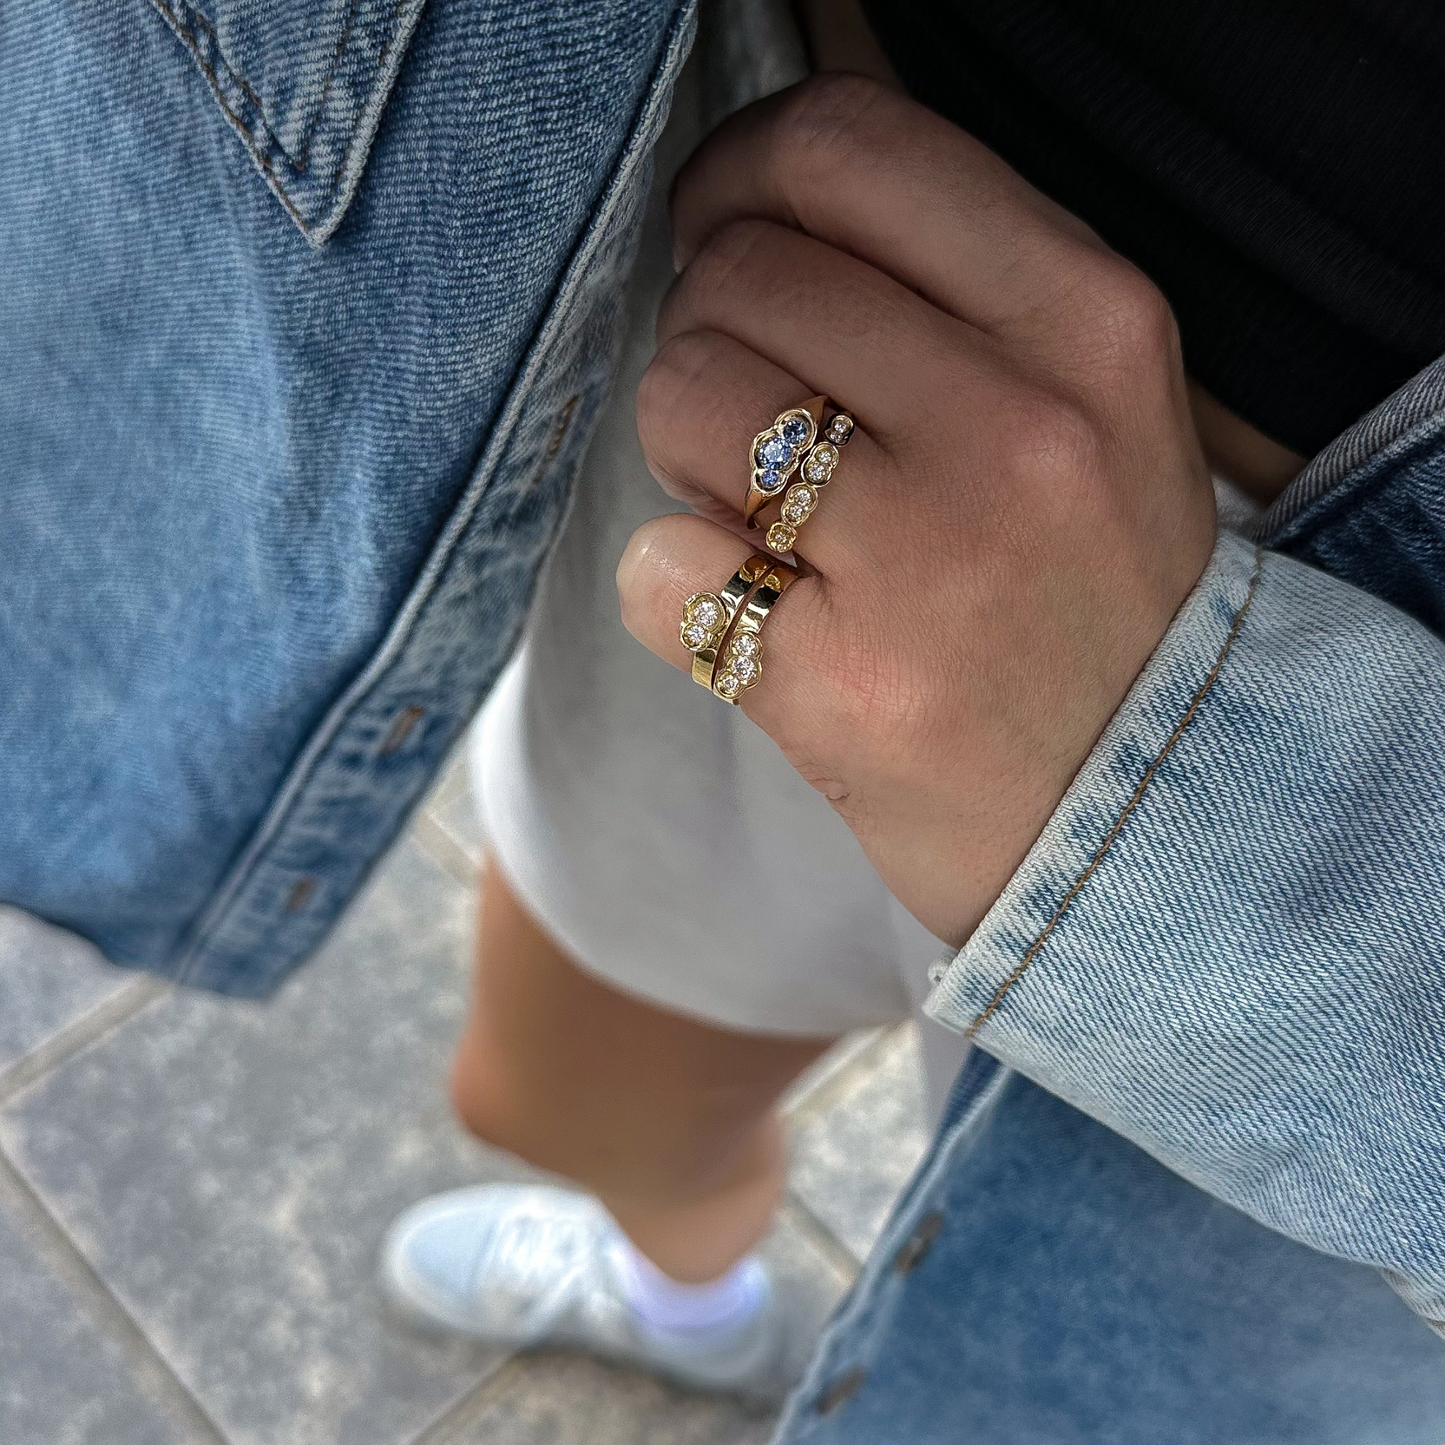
[679,553,801,703]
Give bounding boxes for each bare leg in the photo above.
[450,856,835,1282]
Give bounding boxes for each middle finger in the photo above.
[657,217,997,439]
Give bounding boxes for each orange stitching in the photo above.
[318,0,414,207]
[152,0,304,170]
[155,9,310,227]
[292,0,359,168]
[155,0,417,225]
[179,4,266,113]
[966,545,1265,1040]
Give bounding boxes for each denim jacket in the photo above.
[10,5,1445,1437]
[776,363,1445,1442]
[2,0,693,994]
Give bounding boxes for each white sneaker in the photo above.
[379,1184,800,1400]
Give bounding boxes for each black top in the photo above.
[862,0,1445,454]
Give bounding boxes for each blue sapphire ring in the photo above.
[744,398,825,528]
[745,398,856,554]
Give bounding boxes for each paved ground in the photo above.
[0,756,929,1445]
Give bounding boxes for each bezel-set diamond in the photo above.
[803,441,839,485]
[715,625,765,699]
[780,484,818,527]
[766,520,798,553]
[680,591,728,654]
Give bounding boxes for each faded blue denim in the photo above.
[1,0,693,994]
[776,365,1445,1440]
[11,3,1445,1435]
[779,1056,1445,1444]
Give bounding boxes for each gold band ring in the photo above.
[681,554,772,691]
[744,401,856,554]
[680,553,800,703]
[711,556,801,704]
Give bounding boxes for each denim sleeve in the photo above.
[926,530,1445,1334]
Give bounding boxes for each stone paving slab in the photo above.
[429,1354,777,1445]
[786,1027,929,1263]
[424,751,485,870]
[0,906,129,1073]
[0,839,513,1445]
[0,1161,206,1445]
[0,784,927,1444]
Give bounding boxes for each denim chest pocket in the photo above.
[149,0,427,244]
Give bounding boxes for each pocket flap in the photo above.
[150,0,427,244]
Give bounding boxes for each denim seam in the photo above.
[291,0,361,169]
[308,0,424,243]
[772,1063,1015,1438]
[966,544,1265,1040]
[151,0,303,169]
[149,0,421,239]
[310,0,414,210]
[1258,353,1445,539]
[168,2,697,984]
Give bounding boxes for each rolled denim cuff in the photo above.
[927,529,1445,1333]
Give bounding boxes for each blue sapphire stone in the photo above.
[757,435,792,468]
[781,417,810,445]
[757,467,786,493]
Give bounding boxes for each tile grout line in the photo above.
[410,812,481,890]
[781,1023,911,1129]
[403,1354,529,1445]
[778,1193,861,1284]
[0,976,169,1109]
[0,1144,232,1444]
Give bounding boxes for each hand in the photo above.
[617,75,1216,946]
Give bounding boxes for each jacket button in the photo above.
[893,1209,944,1274]
[814,1365,867,1415]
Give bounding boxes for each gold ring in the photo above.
[680,554,773,691]
[744,398,824,528]
[710,557,801,704]
[744,401,856,555]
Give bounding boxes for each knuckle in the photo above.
[777,72,893,178]
[998,386,1108,498]
[635,332,713,478]
[1108,265,1180,363]
[661,219,779,339]
[686,216,775,298]
[1072,254,1181,375]
[638,332,709,415]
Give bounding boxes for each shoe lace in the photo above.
[473,1205,596,1317]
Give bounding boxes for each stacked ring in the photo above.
[743,397,824,528]
[680,553,800,704]
[679,395,852,707]
[711,558,800,703]
[680,554,771,691]
[743,400,855,555]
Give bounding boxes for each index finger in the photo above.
[670,73,1111,344]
